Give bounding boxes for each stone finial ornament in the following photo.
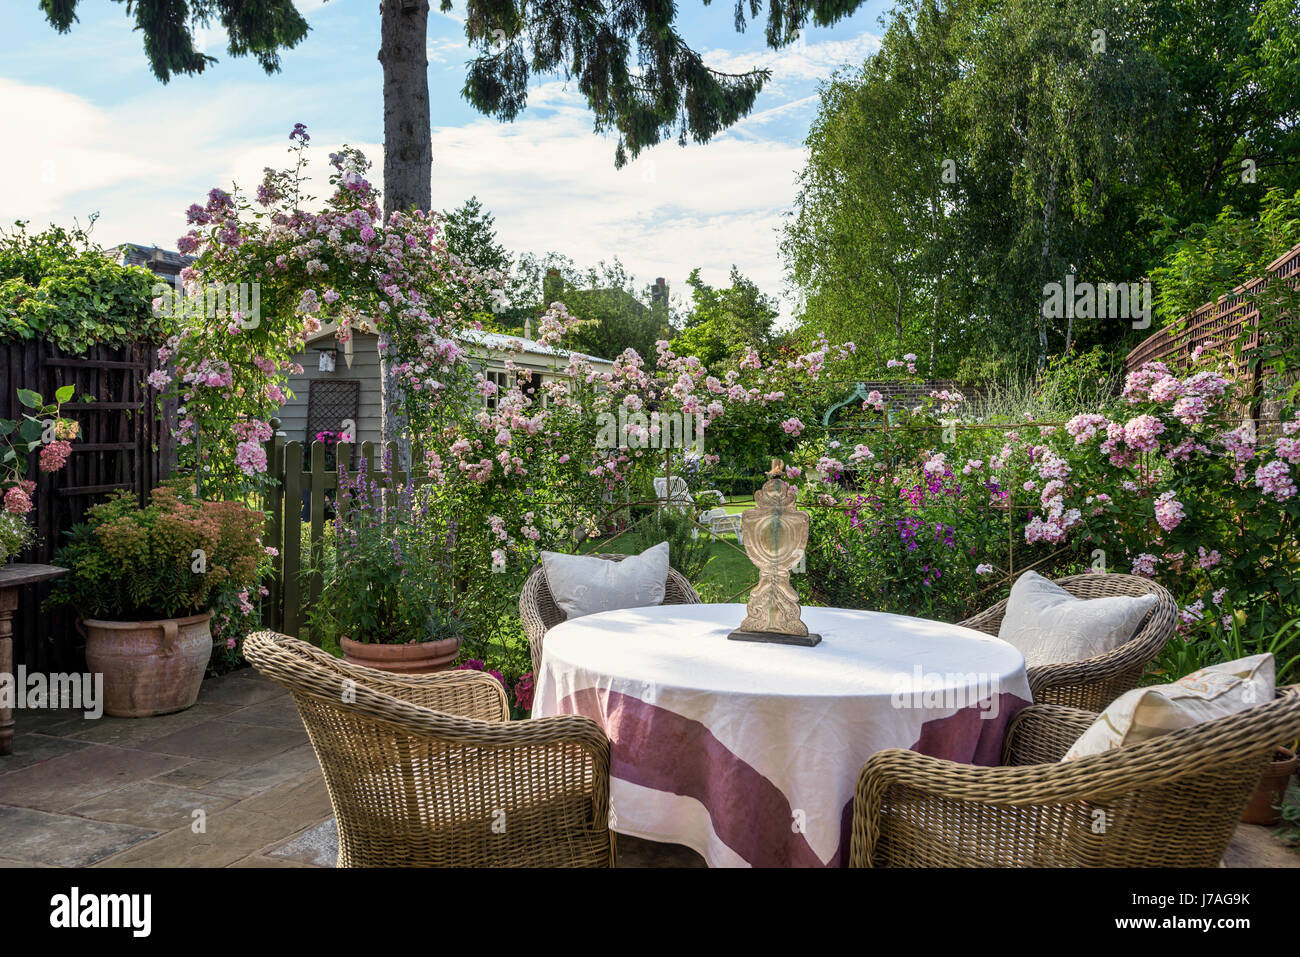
[729,458,821,647]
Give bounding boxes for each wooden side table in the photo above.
[0,563,69,755]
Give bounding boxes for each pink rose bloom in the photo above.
[1254,460,1296,501]
[1130,553,1159,577]
[1153,490,1185,531]
[234,439,268,477]
[1123,414,1165,452]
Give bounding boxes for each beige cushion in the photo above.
[1063,653,1275,760]
[541,543,670,621]
[998,571,1156,669]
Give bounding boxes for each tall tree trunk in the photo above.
[1037,156,1059,371]
[378,0,432,466]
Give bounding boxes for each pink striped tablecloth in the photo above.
[532,603,1031,867]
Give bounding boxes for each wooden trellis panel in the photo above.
[2,339,175,672]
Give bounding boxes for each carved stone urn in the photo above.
[729,459,821,646]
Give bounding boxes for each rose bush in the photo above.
[1025,355,1300,676]
[156,125,501,499]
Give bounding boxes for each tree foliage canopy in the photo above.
[785,0,1300,377]
[671,266,777,366]
[40,0,310,81]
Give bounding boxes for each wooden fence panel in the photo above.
[3,339,174,672]
[1125,243,1300,377]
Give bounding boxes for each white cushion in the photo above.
[1063,653,1275,760]
[541,542,670,621]
[997,571,1156,669]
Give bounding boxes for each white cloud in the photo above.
[700,32,880,88]
[428,36,470,64]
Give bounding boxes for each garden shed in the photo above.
[276,325,614,446]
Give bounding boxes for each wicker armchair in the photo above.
[958,573,1177,710]
[243,630,615,867]
[520,553,702,674]
[849,686,1300,867]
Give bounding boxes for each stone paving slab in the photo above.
[0,806,159,867]
[137,717,307,764]
[0,732,92,772]
[65,780,239,830]
[202,743,322,799]
[0,745,189,812]
[62,702,238,748]
[8,708,90,737]
[192,672,285,708]
[221,697,308,731]
[96,776,334,868]
[153,759,242,788]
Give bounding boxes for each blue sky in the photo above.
[1,0,889,318]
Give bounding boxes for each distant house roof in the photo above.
[459,328,612,366]
[303,325,612,368]
[107,243,195,279]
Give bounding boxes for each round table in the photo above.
[532,602,1031,868]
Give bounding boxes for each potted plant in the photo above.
[1241,743,1298,826]
[307,467,465,673]
[48,483,266,717]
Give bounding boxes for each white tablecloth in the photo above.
[532,603,1031,867]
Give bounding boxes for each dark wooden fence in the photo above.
[4,339,174,672]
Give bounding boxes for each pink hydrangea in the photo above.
[1171,394,1207,425]
[3,485,33,515]
[1276,436,1300,464]
[1148,375,1183,402]
[38,440,72,472]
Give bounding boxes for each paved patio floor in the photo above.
[0,667,1293,868]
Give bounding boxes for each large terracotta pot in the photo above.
[78,612,213,718]
[339,635,461,674]
[1241,746,1297,826]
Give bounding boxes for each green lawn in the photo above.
[585,530,757,602]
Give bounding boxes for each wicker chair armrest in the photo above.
[332,688,609,765]
[1001,703,1097,765]
[956,599,1008,637]
[1025,611,1175,703]
[370,670,510,722]
[247,631,510,721]
[519,569,552,675]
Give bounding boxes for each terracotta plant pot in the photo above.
[79,612,213,718]
[1240,746,1298,826]
[339,635,461,674]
